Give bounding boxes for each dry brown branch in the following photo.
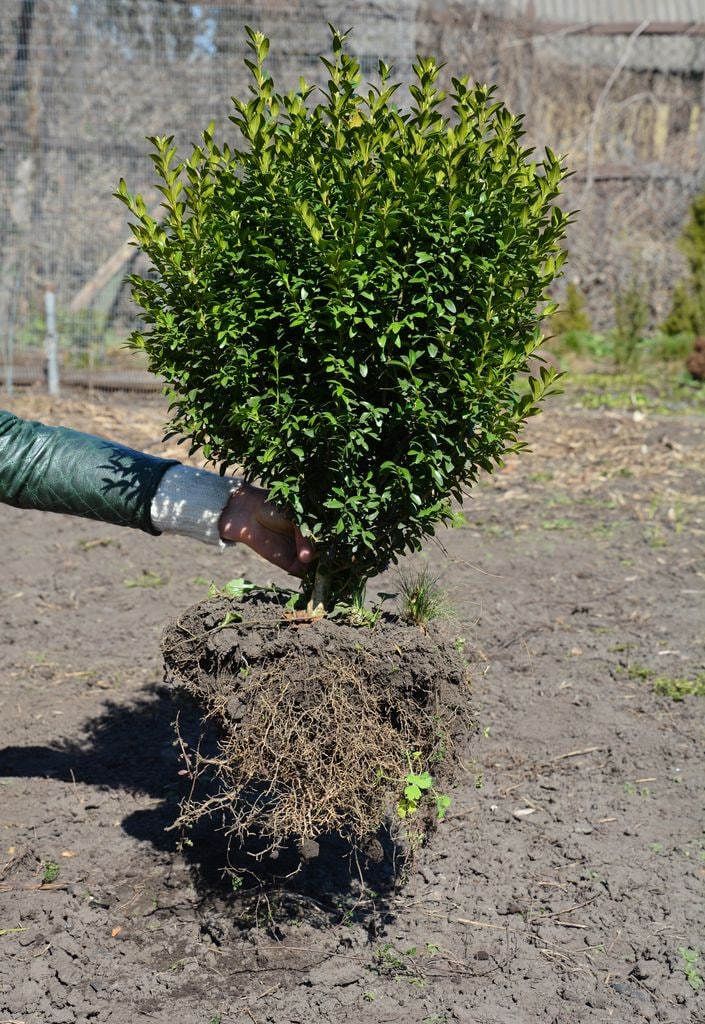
[583,20,651,194]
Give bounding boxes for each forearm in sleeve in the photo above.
[0,409,176,533]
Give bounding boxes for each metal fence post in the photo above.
[45,289,59,396]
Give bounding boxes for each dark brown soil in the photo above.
[1,390,704,1024]
[163,596,470,857]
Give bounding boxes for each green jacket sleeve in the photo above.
[0,409,178,534]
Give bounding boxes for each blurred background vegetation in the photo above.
[1,0,704,403]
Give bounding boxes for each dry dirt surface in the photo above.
[1,389,704,1024]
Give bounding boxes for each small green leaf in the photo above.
[222,578,256,598]
[436,794,451,820]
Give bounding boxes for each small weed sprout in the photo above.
[678,947,703,993]
[124,570,167,589]
[397,752,451,821]
[42,862,60,884]
[398,568,450,627]
[652,673,705,701]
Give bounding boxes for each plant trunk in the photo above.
[308,551,334,613]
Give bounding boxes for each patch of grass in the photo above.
[631,667,705,700]
[652,673,705,701]
[552,329,611,360]
[589,522,620,540]
[374,942,407,974]
[644,526,669,549]
[541,517,576,531]
[568,369,705,416]
[545,492,573,507]
[124,570,167,588]
[397,567,451,627]
[648,332,695,363]
[628,664,654,681]
[372,942,434,986]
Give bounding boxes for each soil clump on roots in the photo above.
[162,596,472,863]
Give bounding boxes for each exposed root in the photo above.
[164,598,472,856]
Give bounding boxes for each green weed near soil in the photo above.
[569,370,705,415]
[546,325,705,415]
[652,673,705,701]
[678,947,703,993]
[628,664,705,700]
[124,569,167,588]
[397,567,451,627]
[42,862,60,883]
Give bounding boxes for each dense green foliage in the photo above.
[663,190,705,336]
[117,28,569,607]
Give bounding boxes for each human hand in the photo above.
[218,483,316,577]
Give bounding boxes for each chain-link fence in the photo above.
[2,1,704,394]
[0,0,418,392]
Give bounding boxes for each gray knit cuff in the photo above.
[150,464,242,547]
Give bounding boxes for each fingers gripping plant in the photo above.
[117,28,569,611]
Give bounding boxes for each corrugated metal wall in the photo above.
[489,0,705,72]
[497,0,705,22]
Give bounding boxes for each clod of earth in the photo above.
[686,336,705,381]
[162,595,473,862]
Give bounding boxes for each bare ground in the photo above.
[0,388,703,1024]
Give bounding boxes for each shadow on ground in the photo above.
[0,685,402,931]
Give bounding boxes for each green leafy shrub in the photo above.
[117,27,569,609]
[646,332,694,363]
[552,280,591,337]
[663,190,705,336]
[613,273,648,368]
